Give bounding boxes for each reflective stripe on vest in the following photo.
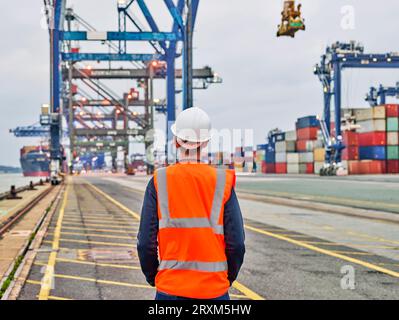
[159,260,228,272]
[156,167,226,235]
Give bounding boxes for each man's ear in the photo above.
[174,137,181,149]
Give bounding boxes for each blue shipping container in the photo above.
[296,116,319,129]
[257,144,268,150]
[265,151,275,163]
[359,146,386,160]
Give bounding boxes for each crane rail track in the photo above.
[0,184,56,237]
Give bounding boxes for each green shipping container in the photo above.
[387,145,399,160]
[387,117,399,132]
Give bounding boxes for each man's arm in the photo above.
[223,188,245,285]
[137,177,159,287]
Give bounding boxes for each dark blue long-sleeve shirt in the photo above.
[137,177,245,287]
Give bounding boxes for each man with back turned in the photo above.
[137,107,245,300]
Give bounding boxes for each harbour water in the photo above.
[0,173,43,193]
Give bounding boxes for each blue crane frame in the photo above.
[314,42,399,164]
[366,83,399,106]
[50,0,198,164]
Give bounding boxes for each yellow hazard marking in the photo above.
[232,281,265,300]
[58,225,138,234]
[245,224,399,278]
[87,182,141,220]
[48,231,135,240]
[26,279,41,285]
[38,183,70,300]
[54,273,152,289]
[44,238,134,247]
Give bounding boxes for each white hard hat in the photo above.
[171,107,211,149]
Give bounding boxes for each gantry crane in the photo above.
[277,0,305,38]
[314,41,399,176]
[365,82,399,106]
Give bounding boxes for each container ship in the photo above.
[20,146,50,177]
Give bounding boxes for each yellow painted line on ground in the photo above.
[303,241,398,250]
[62,221,136,229]
[55,258,140,270]
[43,238,134,247]
[48,231,135,240]
[48,295,73,301]
[63,217,134,225]
[26,279,41,285]
[328,251,376,256]
[86,182,141,220]
[230,294,248,299]
[54,273,152,289]
[58,225,138,234]
[34,260,140,271]
[245,224,399,278]
[232,281,265,300]
[346,231,399,246]
[63,215,133,222]
[86,181,265,300]
[38,183,70,300]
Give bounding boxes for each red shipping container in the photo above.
[296,140,307,152]
[358,132,386,146]
[275,163,287,174]
[71,47,80,53]
[387,160,399,173]
[342,146,359,160]
[385,104,399,117]
[266,163,276,174]
[342,131,358,146]
[261,161,267,174]
[348,161,361,175]
[330,122,336,136]
[360,160,386,174]
[306,163,314,174]
[296,127,318,141]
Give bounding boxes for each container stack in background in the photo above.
[342,131,359,174]
[256,144,267,173]
[295,116,321,174]
[231,104,399,175]
[386,104,399,173]
[275,131,296,174]
[354,106,387,174]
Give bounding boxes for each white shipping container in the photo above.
[357,119,386,133]
[275,141,296,153]
[285,130,297,141]
[354,107,385,121]
[275,152,287,162]
[299,152,314,163]
[287,163,300,174]
[387,132,399,145]
[354,108,372,121]
[373,106,386,119]
[287,153,299,164]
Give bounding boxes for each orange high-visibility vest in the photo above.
[154,163,236,299]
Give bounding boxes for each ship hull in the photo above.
[20,146,50,177]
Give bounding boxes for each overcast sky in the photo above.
[1,0,399,166]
